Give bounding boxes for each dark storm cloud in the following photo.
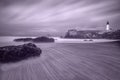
[0,0,120,36]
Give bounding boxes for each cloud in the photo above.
[0,0,120,36]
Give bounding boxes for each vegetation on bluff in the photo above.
[65,29,120,39]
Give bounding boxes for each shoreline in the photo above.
[0,42,120,80]
[0,36,120,43]
[54,38,120,43]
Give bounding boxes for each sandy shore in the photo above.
[0,43,120,80]
[54,38,120,43]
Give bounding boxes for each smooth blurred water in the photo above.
[0,36,120,80]
[0,36,34,47]
[0,36,120,50]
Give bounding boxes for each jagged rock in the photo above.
[14,36,55,43]
[0,43,42,63]
[14,38,33,42]
[33,36,54,42]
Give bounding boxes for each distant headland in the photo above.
[64,21,120,39]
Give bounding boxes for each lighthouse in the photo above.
[106,21,110,31]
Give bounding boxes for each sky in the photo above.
[0,0,120,36]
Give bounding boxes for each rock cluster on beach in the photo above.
[0,43,42,63]
[14,38,33,42]
[14,36,54,42]
[33,36,54,42]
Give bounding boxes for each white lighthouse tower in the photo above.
[106,21,110,31]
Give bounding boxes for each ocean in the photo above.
[0,36,120,80]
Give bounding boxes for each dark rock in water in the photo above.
[14,36,55,43]
[33,36,54,42]
[0,43,42,63]
[14,38,33,42]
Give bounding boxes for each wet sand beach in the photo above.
[0,42,120,80]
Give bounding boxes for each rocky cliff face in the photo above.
[65,29,120,39]
[0,43,42,63]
